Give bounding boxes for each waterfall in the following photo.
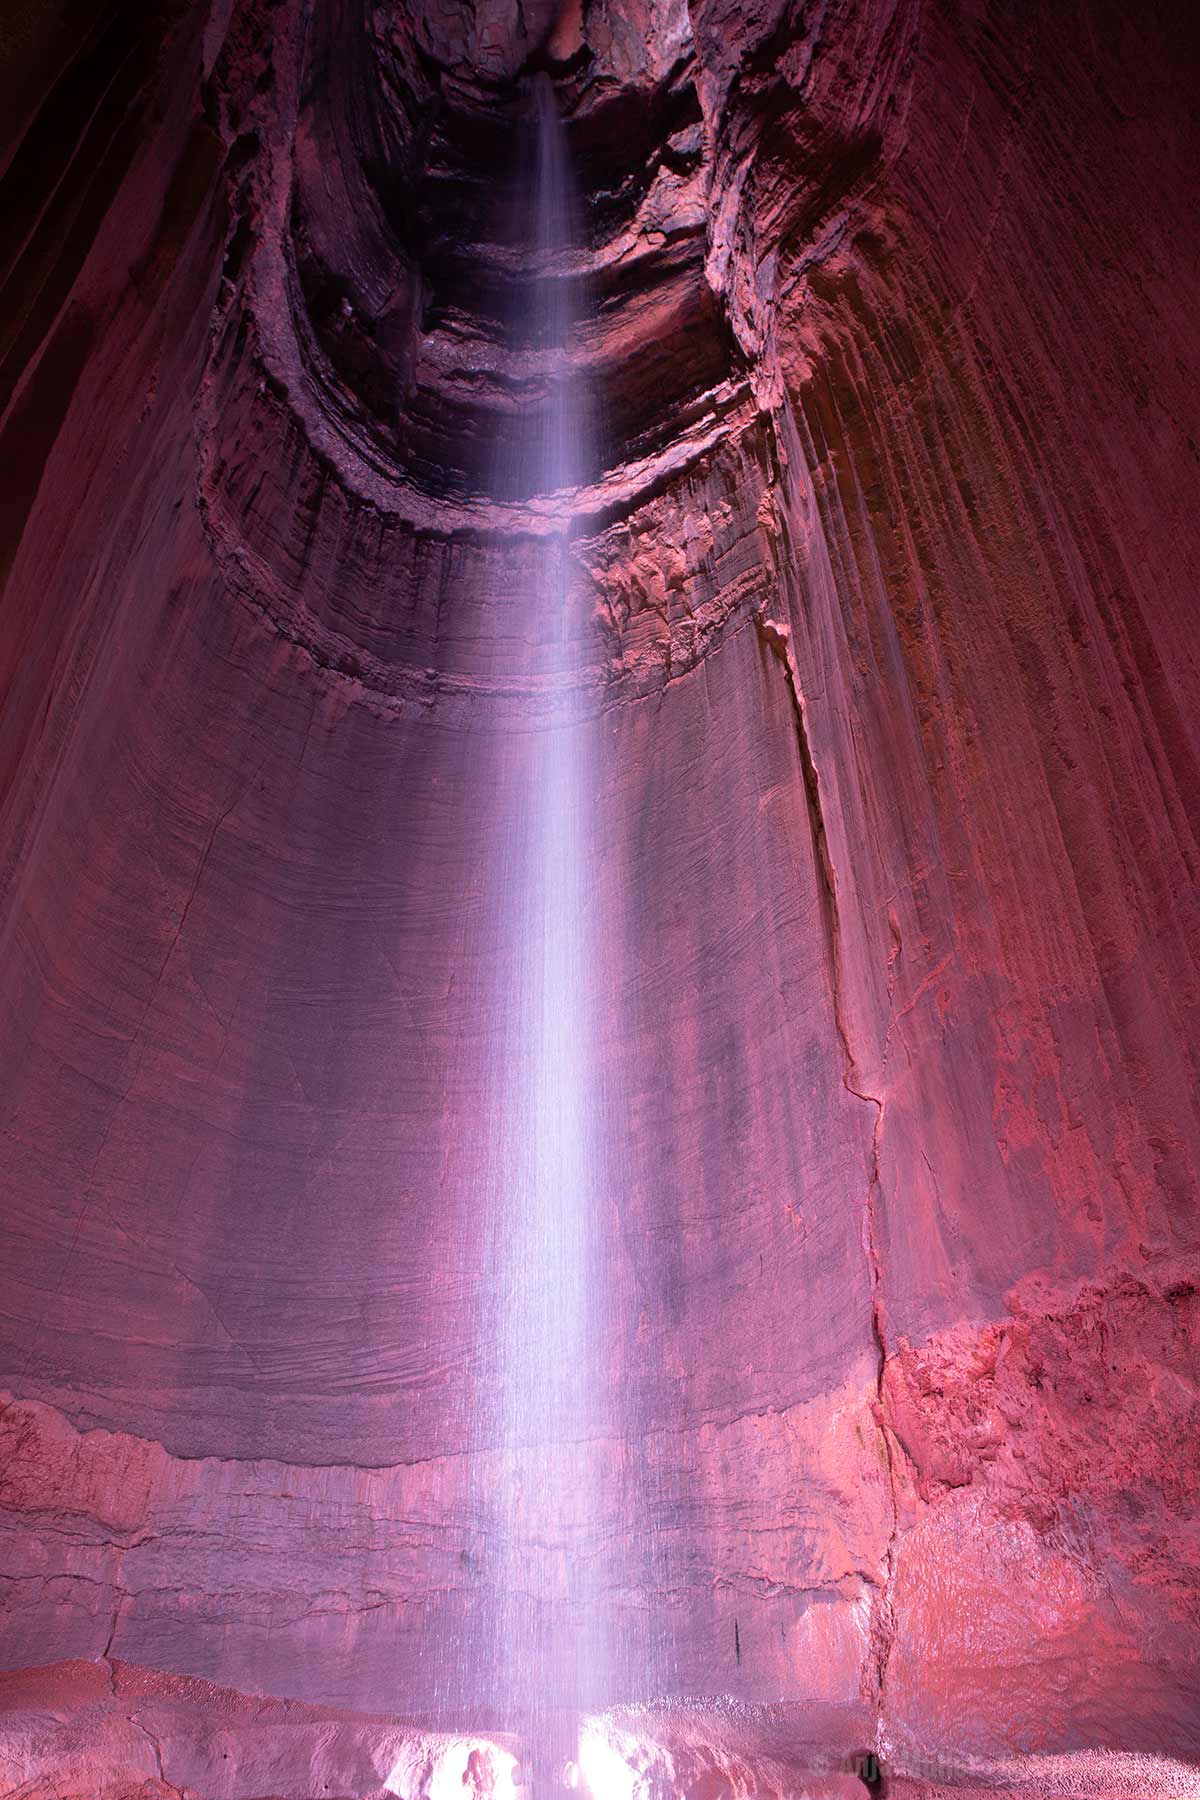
[486,71,600,1781]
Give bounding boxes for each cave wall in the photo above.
[712,0,1200,1756]
[0,0,1197,1782]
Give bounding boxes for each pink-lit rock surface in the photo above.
[2,1664,1198,1799]
[0,0,1198,1792]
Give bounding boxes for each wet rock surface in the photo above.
[0,0,1198,1788]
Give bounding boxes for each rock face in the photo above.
[0,0,1198,1793]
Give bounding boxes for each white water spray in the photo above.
[487,72,601,1767]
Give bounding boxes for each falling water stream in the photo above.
[487,73,600,1784]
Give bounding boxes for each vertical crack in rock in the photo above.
[129,1708,176,1795]
[755,591,898,1728]
[102,1600,124,1667]
[860,1093,898,1734]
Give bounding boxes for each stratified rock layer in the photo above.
[0,0,1197,1789]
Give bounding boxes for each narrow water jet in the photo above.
[484,73,601,1776]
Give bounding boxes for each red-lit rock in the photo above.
[0,0,1197,1790]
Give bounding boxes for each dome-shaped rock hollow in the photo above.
[0,0,1198,1794]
